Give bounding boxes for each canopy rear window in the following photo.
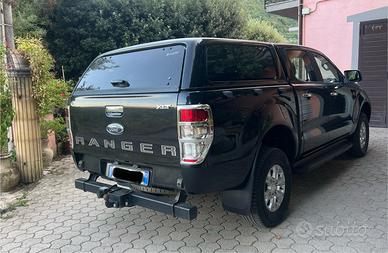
[74,45,185,94]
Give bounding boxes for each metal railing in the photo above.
[265,0,295,6]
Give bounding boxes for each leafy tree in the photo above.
[167,0,245,38]
[13,0,294,81]
[241,0,297,43]
[13,0,55,38]
[242,19,286,43]
[45,0,246,81]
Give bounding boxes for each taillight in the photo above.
[179,109,208,122]
[67,106,73,149]
[177,105,214,165]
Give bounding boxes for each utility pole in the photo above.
[0,1,5,45]
[298,0,304,45]
[1,1,12,154]
[2,0,14,49]
[2,0,43,183]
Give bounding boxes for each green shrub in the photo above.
[0,45,14,154]
[40,117,66,141]
[242,19,286,43]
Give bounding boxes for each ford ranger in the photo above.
[70,38,371,227]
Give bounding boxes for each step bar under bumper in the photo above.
[75,177,197,220]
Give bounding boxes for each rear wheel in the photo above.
[245,146,291,228]
[349,113,369,157]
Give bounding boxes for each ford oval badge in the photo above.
[106,123,124,135]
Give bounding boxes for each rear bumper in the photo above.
[75,177,197,220]
[72,152,252,194]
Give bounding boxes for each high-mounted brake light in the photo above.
[177,105,214,165]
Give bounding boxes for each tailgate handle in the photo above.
[105,106,123,118]
[111,80,130,88]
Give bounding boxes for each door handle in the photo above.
[105,105,123,118]
[111,80,130,88]
[330,91,338,96]
[302,92,312,99]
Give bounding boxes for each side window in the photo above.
[312,53,340,83]
[206,44,277,82]
[286,50,320,82]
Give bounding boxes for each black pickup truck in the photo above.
[69,38,371,227]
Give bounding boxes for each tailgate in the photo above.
[69,44,186,167]
[70,93,179,166]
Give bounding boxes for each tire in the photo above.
[245,146,292,228]
[349,113,369,157]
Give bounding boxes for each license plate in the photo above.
[106,163,150,186]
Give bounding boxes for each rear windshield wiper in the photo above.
[111,80,130,88]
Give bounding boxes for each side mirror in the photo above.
[344,70,362,83]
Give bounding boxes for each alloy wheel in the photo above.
[264,164,286,212]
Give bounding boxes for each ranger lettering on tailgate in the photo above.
[74,136,177,157]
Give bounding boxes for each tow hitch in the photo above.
[75,174,197,220]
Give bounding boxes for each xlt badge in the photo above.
[156,104,173,110]
[106,123,124,135]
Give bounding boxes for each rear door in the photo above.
[282,49,335,153]
[70,45,186,166]
[310,52,354,138]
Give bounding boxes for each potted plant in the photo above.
[40,117,66,166]
[0,45,20,192]
[54,108,70,155]
[56,121,70,155]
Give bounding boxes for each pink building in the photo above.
[265,0,388,127]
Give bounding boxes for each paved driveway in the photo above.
[1,128,387,253]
